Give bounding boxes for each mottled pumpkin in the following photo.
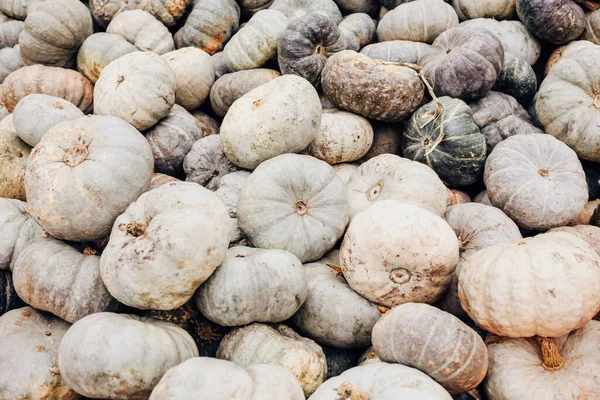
[270,0,343,24]
[76,33,138,84]
[338,13,375,52]
[492,52,537,103]
[0,44,22,83]
[89,0,194,28]
[106,9,174,55]
[360,40,432,63]
[0,115,29,200]
[183,134,240,190]
[516,0,585,44]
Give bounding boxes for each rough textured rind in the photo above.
[278,14,347,87]
[106,9,174,55]
[552,225,600,259]
[210,68,280,117]
[162,47,214,110]
[148,173,180,191]
[12,238,118,323]
[346,154,447,219]
[0,64,93,113]
[0,115,29,200]
[58,312,199,399]
[0,307,76,400]
[270,0,343,24]
[459,231,600,338]
[544,40,597,76]
[217,323,328,396]
[174,0,240,55]
[402,96,486,187]
[421,26,504,100]
[94,51,176,131]
[237,154,348,263]
[195,246,307,326]
[338,13,375,51]
[89,0,194,28]
[322,50,424,122]
[150,358,305,400]
[377,0,458,44]
[100,182,231,310]
[0,44,23,84]
[372,303,488,394]
[192,110,220,136]
[516,0,585,45]
[484,134,588,230]
[360,40,432,64]
[25,115,154,242]
[452,0,515,20]
[340,201,459,307]
[76,33,138,84]
[145,104,203,177]
[492,52,537,103]
[220,75,321,169]
[183,134,240,190]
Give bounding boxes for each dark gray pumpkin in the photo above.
[402,96,486,187]
[323,346,363,377]
[492,52,537,104]
[334,0,379,16]
[420,26,504,100]
[183,134,240,191]
[238,0,274,17]
[360,40,432,64]
[278,14,347,88]
[516,0,585,45]
[0,270,18,316]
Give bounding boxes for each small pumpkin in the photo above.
[174,0,240,55]
[402,96,487,187]
[58,312,198,399]
[516,0,585,45]
[0,0,40,20]
[76,33,138,84]
[215,170,251,247]
[269,0,343,24]
[13,94,84,147]
[451,0,515,20]
[338,13,376,52]
[195,246,307,326]
[209,68,280,117]
[0,44,23,83]
[446,189,470,207]
[106,9,174,55]
[360,40,432,64]
[322,50,424,122]
[25,115,154,242]
[220,75,321,170]
[372,303,488,394]
[484,134,588,231]
[239,0,274,16]
[183,134,240,190]
[212,51,228,79]
[278,13,347,87]
[94,51,176,131]
[360,121,401,160]
[544,40,597,76]
[0,19,22,49]
[0,115,29,200]
[492,52,537,103]
[377,0,459,44]
[192,109,221,136]
[0,307,75,400]
[0,64,93,113]
[347,154,447,219]
[217,323,328,396]
[224,9,288,72]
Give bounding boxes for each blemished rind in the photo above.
[76,33,138,84]
[516,0,585,45]
[544,40,597,76]
[0,115,29,200]
[58,312,198,399]
[183,134,240,191]
[106,9,174,55]
[321,50,424,122]
[88,0,194,28]
[338,13,376,51]
[270,0,342,24]
[372,303,488,394]
[459,231,600,338]
[493,52,537,103]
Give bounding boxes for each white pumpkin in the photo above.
[452,0,515,20]
[106,9,174,54]
[544,40,597,76]
[332,163,358,183]
[340,200,459,308]
[215,171,251,246]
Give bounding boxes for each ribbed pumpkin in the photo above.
[0,20,22,49]
[183,134,240,190]
[270,0,343,24]
[0,0,40,20]
[492,52,537,103]
[338,13,376,51]
[516,0,585,45]
[0,45,23,84]
[360,40,432,64]
[583,9,600,44]
[76,33,138,84]
[239,0,274,16]
[106,9,174,55]
[452,0,515,20]
[544,40,597,76]
[0,115,29,200]
[88,0,194,28]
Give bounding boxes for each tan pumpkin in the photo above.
[0,115,29,200]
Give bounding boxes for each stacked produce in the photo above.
[1,0,600,398]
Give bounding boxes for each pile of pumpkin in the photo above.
[3,0,600,398]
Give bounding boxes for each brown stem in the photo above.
[336,382,370,400]
[536,336,565,371]
[126,221,147,237]
[574,0,600,11]
[326,263,344,277]
[377,306,389,314]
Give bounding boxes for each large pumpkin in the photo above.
[346,153,447,219]
[340,200,459,307]
[338,13,376,51]
[0,115,29,200]
[58,312,198,399]
[484,134,588,230]
[536,47,600,162]
[516,0,585,45]
[402,96,487,187]
[372,303,487,394]
[183,134,240,190]
[19,0,92,68]
[278,14,347,87]
[451,0,515,20]
[25,115,154,242]
[321,50,424,122]
[220,75,321,169]
[76,33,138,84]
[100,182,231,310]
[360,40,433,64]
[150,358,305,400]
[237,154,348,263]
[270,0,343,24]
[459,231,600,338]
[106,9,174,55]
[377,0,458,44]
[421,26,504,100]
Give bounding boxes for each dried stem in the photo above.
[335,382,370,400]
[536,336,565,371]
[574,0,600,11]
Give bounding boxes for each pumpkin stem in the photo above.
[125,221,147,237]
[574,0,600,11]
[326,263,344,277]
[335,381,370,400]
[377,306,389,314]
[82,247,98,256]
[537,336,565,371]
[63,145,89,167]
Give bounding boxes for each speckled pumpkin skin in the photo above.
[516,0,585,45]
[321,50,424,122]
[0,115,29,200]
[492,52,537,104]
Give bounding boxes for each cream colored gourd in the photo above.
[224,9,288,71]
[106,9,174,54]
[217,323,327,396]
[76,33,139,84]
[308,362,452,400]
[544,40,597,76]
[340,200,459,308]
[372,303,488,394]
[332,163,357,183]
[346,154,447,219]
[269,0,342,24]
[215,170,251,246]
[195,246,307,326]
[150,358,305,400]
[162,47,215,110]
[94,51,176,131]
[0,45,23,84]
[221,75,321,169]
[484,134,588,231]
[377,0,458,44]
[459,231,600,338]
[305,109,373,164]
[100,182,231,310]
[58,312,198,399]
[452,0,515,20]
[237,154,348,263]
[0,114,29,200]
[0,307,75,400]
[551,225,600,259]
